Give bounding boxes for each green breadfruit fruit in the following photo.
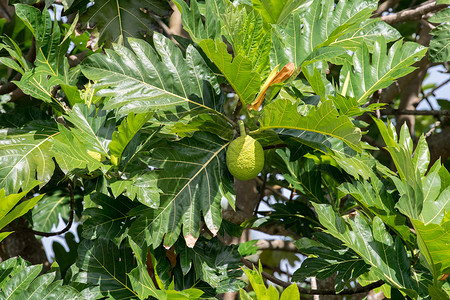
[226,122,264,181]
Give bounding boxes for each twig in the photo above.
[421,78,450,100]
[382,108,450,116]
[424,121,441,139]
[255,239,298,252]
[29,181,75,237]
[380,1,448,24]
[241,258,385,295]
[262,143,289,150]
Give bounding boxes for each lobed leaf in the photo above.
[82,35,226,120]
[341,36,427,104]
[129,132,231,248]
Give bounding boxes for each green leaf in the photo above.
[170,113,233,141]
[330,19,401,51]
[110,173,162,208]
[76,239,138,299]
[412,215,450,279]
[313,203,421,297]
[0,192,44,231]
[80,0,170,47]
[128,267,167,300]
[174,0,262,105]
[176,238,245,293]
[31,190,72,233]
[251,0,306,24]
[429,24,450,63]
[294,235,369,292]
[14,4,73,105]
[19,272,81,299]
[82,193,137,243]
[199,39,261,105]
[219,0,272,76]
[428,8,450,24]
[0,257,31,291]
[339,177,415,247]
[52,231,79,278]
[109,113,152,166]
[0,121,56,194]
[0,264,42,299]
[280,283,300,300]
[172,0,221,42]
[260,99,362,151]
[53,124,105,174]
[129,132,231,248]
[64,104,113,157]
[82,35,226,120]
[270,0,382,67]
[276,151,324,202]
[341,36,427,104]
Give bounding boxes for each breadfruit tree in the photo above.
[0,0,449,299]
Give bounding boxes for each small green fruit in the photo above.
[226,133,264,181]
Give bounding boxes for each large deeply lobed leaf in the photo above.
[129,132,232,249]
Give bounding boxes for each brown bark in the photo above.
[0,218,50,271]
[427,127,450,164]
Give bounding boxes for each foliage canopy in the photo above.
[0,0,449,299]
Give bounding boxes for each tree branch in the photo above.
[222,210,298,238]
[373,0,400,18]
[380,0,448,24]
[28,181,75,237]
[382,108,450,116]
[255,239,298,252]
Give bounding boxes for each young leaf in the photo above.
[341,36,427,104]
[109,113,152,166]
[251,0,306,24]
[271,0,380,67]
[174,0,262,105]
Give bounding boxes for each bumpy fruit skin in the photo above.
[226,135,264,181]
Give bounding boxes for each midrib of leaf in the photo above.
[116,0,123,38]
[84,245,138,297]
[0,132,58,188]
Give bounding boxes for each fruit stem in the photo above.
[238,120,246,137]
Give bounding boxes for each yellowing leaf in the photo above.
[249,62,296,111]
